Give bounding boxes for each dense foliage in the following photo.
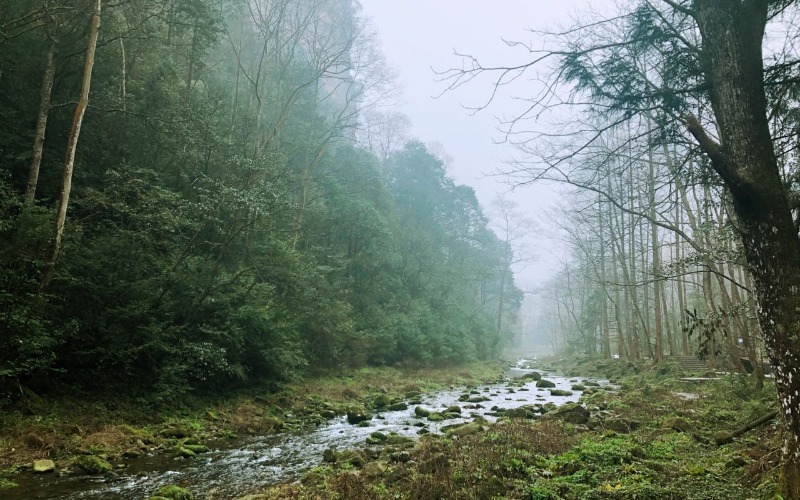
[0,0,521,399]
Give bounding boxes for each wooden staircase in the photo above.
[673,355,709,372]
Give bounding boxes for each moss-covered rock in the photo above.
[553,404,590,424]
[74,455,113,474]
[172,446,197,459]
[323,448,338,463]
[183,444,210,454]
[346,408,370,425]
[149,484,194,500]
[550,389,573,396]
[662,417,694,433]
[387,402,408,411]
[536,379,556,388]
[32,459,56,473]
[366,431,388,445]
[414,406,431,417]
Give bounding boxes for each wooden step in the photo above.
[673,356,709,371]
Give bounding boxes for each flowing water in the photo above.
[5,362,609,499]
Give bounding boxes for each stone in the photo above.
[662,417,694,433]
[347,410,370,425]
[606,418,638,434]
[373,394,390,408]
[519,371,542,381]
[160,426,192,439]
[387,402,408,411]
[366,431,388,445]
[504,407,534,419]
[183,444,209,454]
[536,379,556,388]
[550,389,573,396]
[149,484,194,500]
[554,404,590,425]
[172,446,196,459]
[445,405,462,413]
[414,406,430,417]
[427,412,444,422]
[74,455,113,474]
[32,459,55,473]
[323,448,338,463]
[444,422,484,437]
[321,410,336,419]
[390,451,411,463]
[362,461,386,477]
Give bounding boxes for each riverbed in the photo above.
[5,362,610,499]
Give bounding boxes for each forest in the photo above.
[0,0,521,399]
[3,0,800,499]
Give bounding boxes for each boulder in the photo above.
[148,484,194,500]
[519,371,542,381]
[444,405,462,414]
[554,404,590,425]
[550,389,573,397]
[74,455,113,474]
[504,407,534,419]
[387,402,408,411]
[362,461,387,477]
[347,410,370,425]
[323,448,338,463]
[605,418,638,434]
[444,422,484,438]
[172,446,196,459]
[535,379,556,388]
[373,394,390,408]
[160,425,193,438]
[183,444,209,454]
[32,459,55,473]
[662,417,694,433]
[366,431,388,445]
[389,451,411,463]
[414,406,431,417]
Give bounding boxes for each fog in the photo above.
[359,0,614,292]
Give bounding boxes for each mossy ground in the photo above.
[252,358,783,499]
[0,360,506,480]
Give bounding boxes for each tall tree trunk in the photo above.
[598,197,611,358]
[648,136,663,363]
[40,0,102,290]
[26,38,57,204]
[689,2,800,493]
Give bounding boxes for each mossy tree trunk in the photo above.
[687,1,800,494]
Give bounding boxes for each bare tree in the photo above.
[40,0,102,290]
[439,1,800,492]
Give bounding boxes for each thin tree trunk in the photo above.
[26,38,57,204]
[40,0,102,290]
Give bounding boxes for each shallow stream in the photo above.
[6,361,608,499]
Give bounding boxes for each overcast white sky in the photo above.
[357,0,612,291]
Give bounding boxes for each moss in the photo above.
[149,484,194,500]
[182,444,209,454]
[0,478,18,489]
[73,455,112,475]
